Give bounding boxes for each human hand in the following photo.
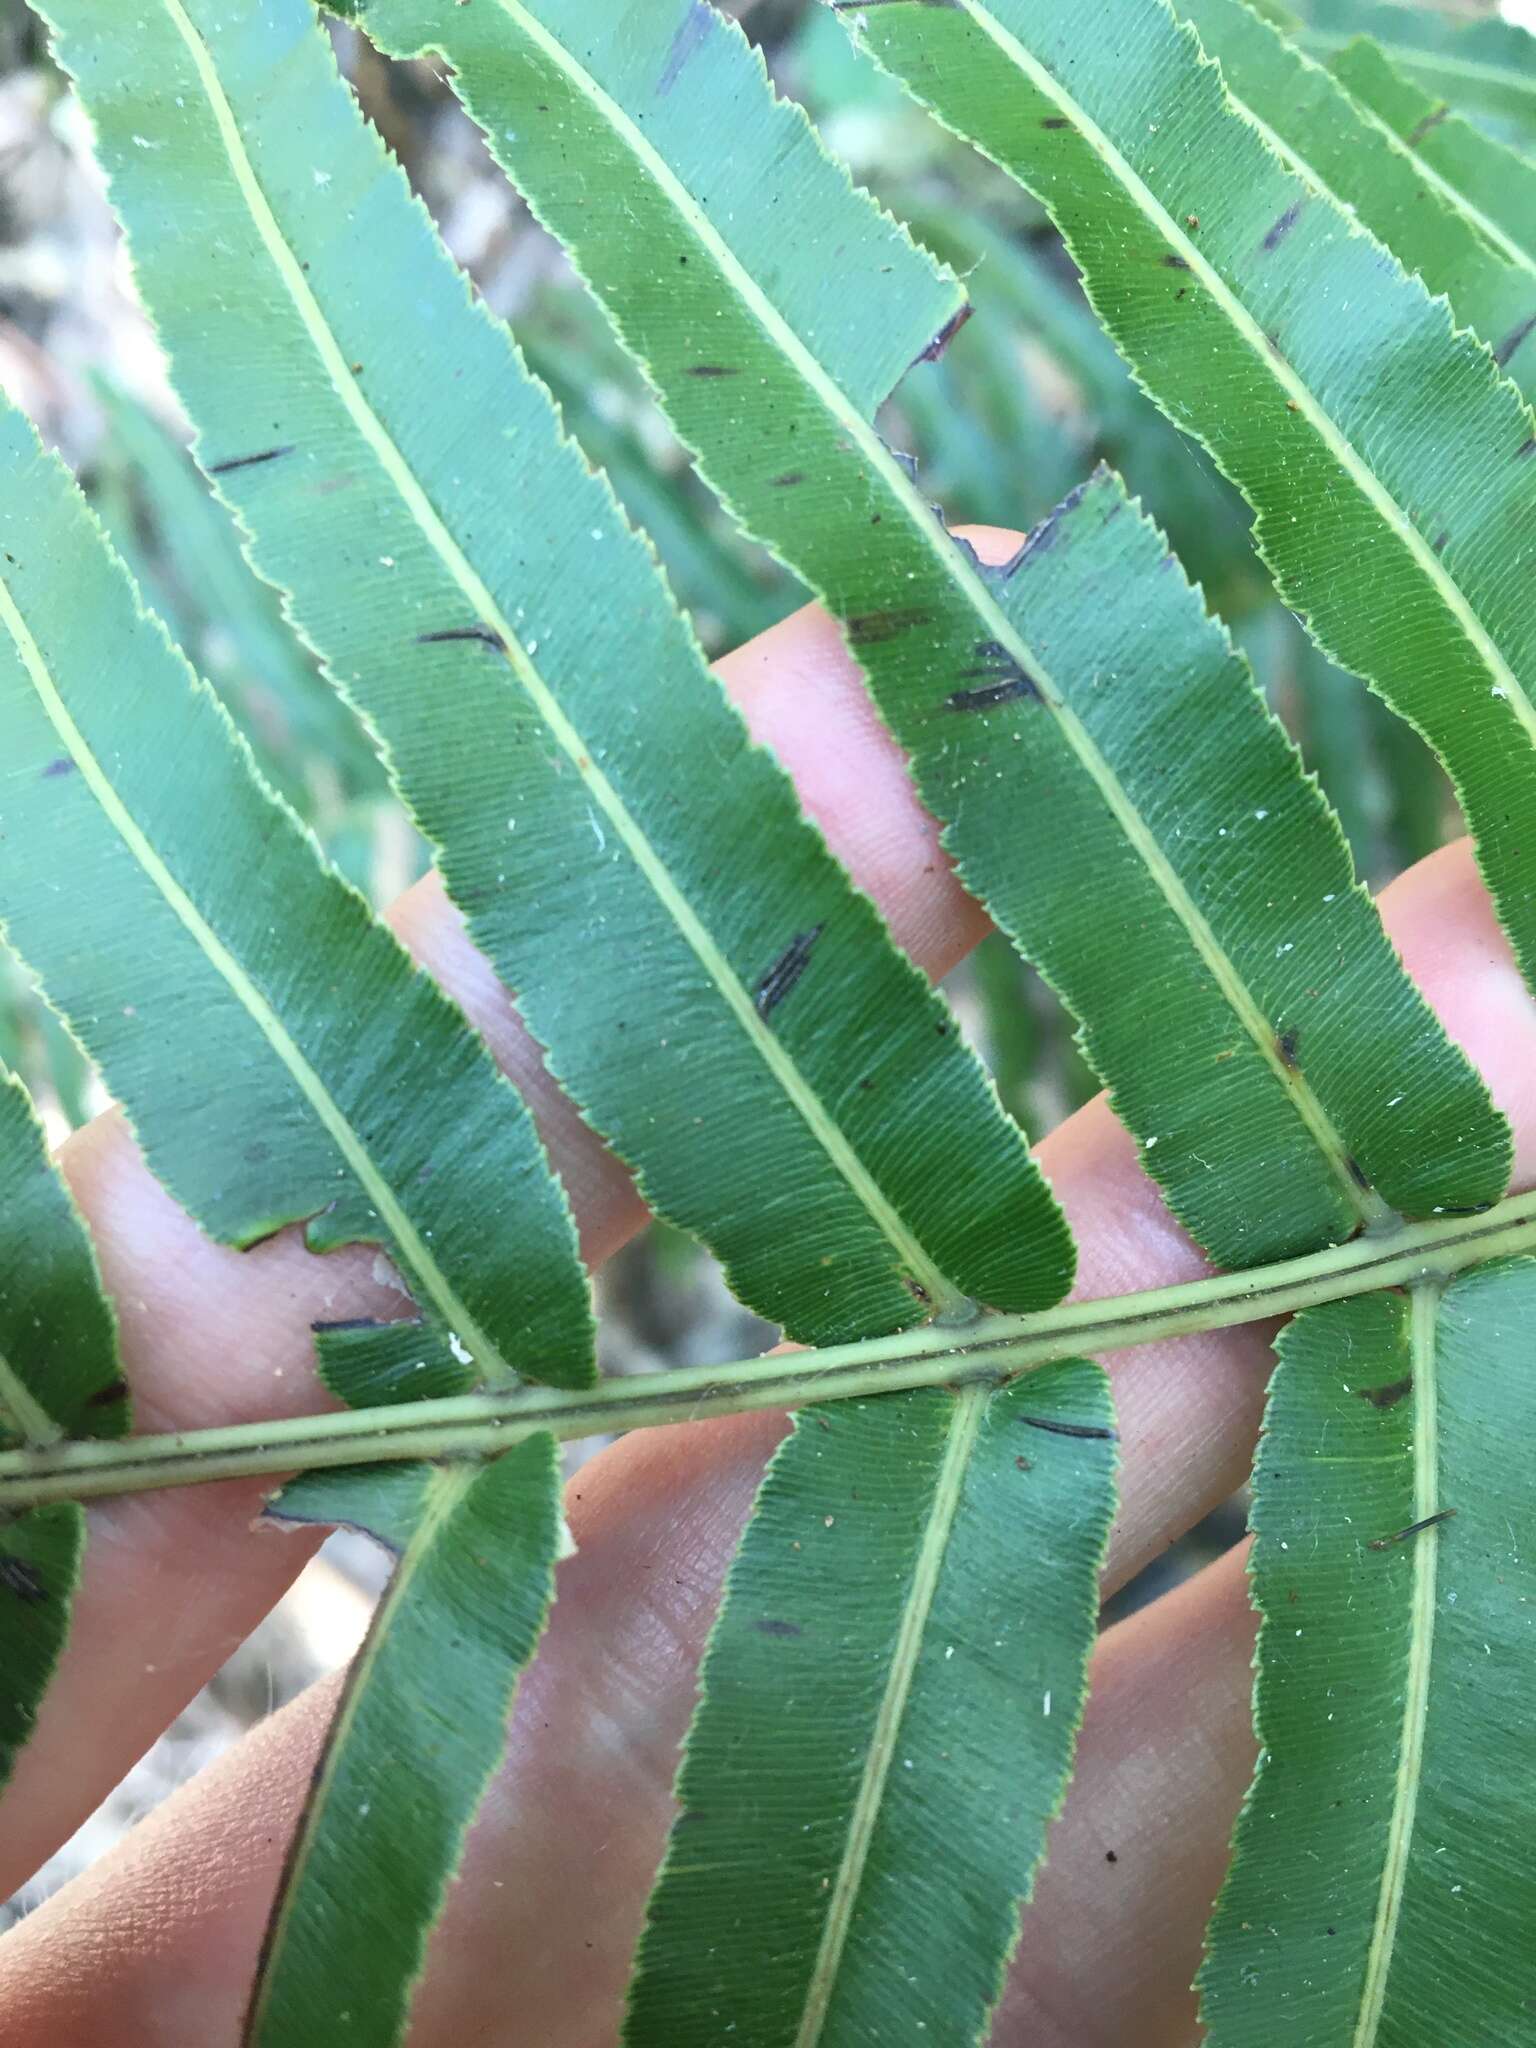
[2,543,1532,2046]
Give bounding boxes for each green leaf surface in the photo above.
[1175,0,1536,397]
[0,1501,84,1797]
[1331,35,1536,292]
[0,408,593,1391]
[1201,1263,1536,2044]
[0,1069,115,1795]
[253,1438,563,2048]
[1295,0,1536,146]
[837,0,1536,1003]
[625,1360,1116,2048]
[0,1068,124,1444]
[312,1317,475,1411]
[353,0,1509,1269]
[45,0,1072,1345]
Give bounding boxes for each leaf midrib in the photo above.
[953,0,1536,744]
[1207,30,1536,296]
[1352,96,1536,279]
[486,0,1383,1231]
[794,1386,987,2047]
[0,570,516,1386]
[160,0,962,1317]
[1351,1279,1442,2045]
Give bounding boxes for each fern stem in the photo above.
[2,1192,1533,1509]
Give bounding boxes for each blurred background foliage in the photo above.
[0,0,1527,1918]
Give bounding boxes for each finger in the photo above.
[0,1471,1256,2048]
[7,554,1534,1907]
[0,549,1009,1893]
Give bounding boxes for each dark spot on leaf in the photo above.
[312,1317,390,1335]
[755,924,824,1019]
[84,1377,130,1410]
[207,444,295,476]
[912,302,974,366]
[1163,253,1191,270]
[1020,1415,1118,1441]
[657,0,711,97]
[1276,1028,1300,1068]
[1041,116,1070,129]
[1358,1375,1413,1410]
[0,1556,47,1604]
[416,624,507,652]
[1344,1155,1372,1191]
[687,364,741,378]
[41,757,75,779]
[1494,311,1536,370]
[1518,436,1536,460]
[1369,1507,1456,1550]
[244,1140,271,1165]
[1015,1455,1032,1472]
[905,1277,933,1305]
[998,485,1088,578]
[848,605,932,646]
[755,1618,802,1638]
[1406,103,1450,147]
[1433,531,1450,554]
[771,470,807,488]
[946,657,1042,715]
[1262,200,1304,251]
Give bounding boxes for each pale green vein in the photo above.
[0,572,516,1386]
[1358,103,1536,279]
[1352,1278,1443,2046]
[160,0,960,1316]
[794,1384,987,2048]
[1211,53,1536,293]
[0,1346,64,1448]
[482,0,1385,1227]
[955,0,1536,746]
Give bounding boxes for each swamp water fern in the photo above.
[0,0,1533,2041]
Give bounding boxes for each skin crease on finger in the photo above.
[0,523,1533,2037]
